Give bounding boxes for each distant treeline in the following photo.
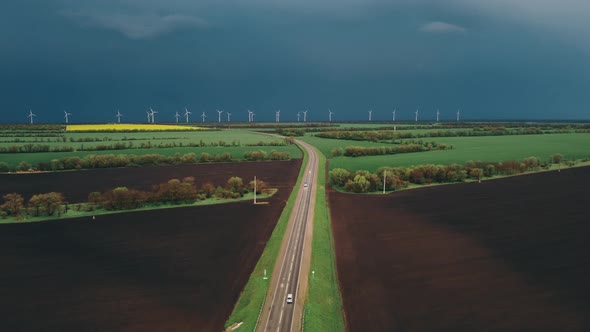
[0,150,291,172]
[0,176,267,219]
[0,139,288,154]
[332,141,452,157]
[330,155,573,193]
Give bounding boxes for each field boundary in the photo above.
[224,144,308,331]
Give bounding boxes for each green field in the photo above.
[0,130,301,168]
[303,147,345,332]
[300,133,590,171]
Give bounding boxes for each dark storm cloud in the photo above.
[0,0,589,122]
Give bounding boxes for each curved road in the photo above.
[257,140,318,332]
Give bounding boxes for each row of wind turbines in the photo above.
[25,108,462,124]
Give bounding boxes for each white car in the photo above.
[286,293,293,304]
[304,182,308,187]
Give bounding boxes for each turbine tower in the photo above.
[184,107,191,123]
[216,109,223,123]
[146,111,151,123]
[415,109,419,122]
[247,109,253,122]
[226,112,231,122]
[328,109,334,122]
[116,110,123,123]
[64,110,71,124]
[302,110,308,122]
[368,110,372,121]
[275,110,280,123]
[27,110,36,124]
[436,109,440,122]
[456,109,461,122]
[149,108,157,124]
[296,112,301,122]
[392,108,396,122]
[174,111,180,123]
[201,111,207,123]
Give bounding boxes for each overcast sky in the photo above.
[1,0,589,123]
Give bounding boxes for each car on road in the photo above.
[286,293,293,304]
[304,182,308,187]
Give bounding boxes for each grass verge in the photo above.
[224,145,309,331]
[303,147,345,331]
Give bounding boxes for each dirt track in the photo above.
[0,159,301,332]
[329,167,590,332]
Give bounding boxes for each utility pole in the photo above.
[254,175,257,204]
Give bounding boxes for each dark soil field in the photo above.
[329,166,590,332]
[0,159,301,202]
[0,159,301,332]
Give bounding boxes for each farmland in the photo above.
[66,124,203,131]
[329,166,590,331]
[0,128,301,170]
[300,133,590,171]
[0,159,301,331]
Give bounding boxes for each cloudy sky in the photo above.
[1,0,589,123]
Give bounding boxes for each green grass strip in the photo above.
[224,145,309,331]
[303,147,345,331]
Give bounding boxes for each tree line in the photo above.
[331,141,451,157]
[0,150,291,172]
[1,176,267,220]
[329,156,570,193]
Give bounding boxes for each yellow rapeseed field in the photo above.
[66,124,203,132]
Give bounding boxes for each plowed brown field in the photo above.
[330,166,590,332]
[0,160,299,203]
[0,159,301,332]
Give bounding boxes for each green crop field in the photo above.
[301,133,590,172]
[0,130,302,168]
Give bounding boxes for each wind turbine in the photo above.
[226,112,231,122]
[368,110,373,121]
[247,109,253,122]
[296,112,301,122]
[64,110,71,124]
[149,108,157,123]
[275,110,281,123]
[174,111,180,123]
[27,110,36,124]
[456,109,461,122]
[184,107,191,123]
[436,109,440,122]
[201,111,207,123]
[392,108,396,122]
[116,110,123,123]
[302,110,308,122]
[328,109,334,122]
[415,108,419,122]
[146,111,152,123]
[251,112,255,122]
[216,109,223,123]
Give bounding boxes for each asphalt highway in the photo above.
[257,140,318,332]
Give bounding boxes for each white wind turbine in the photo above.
[146,111,151,123]
[27,110,36,124]
[302,110,308,122]
[415,108,419,122]
[201,111,207,123]
[296,112,301,122]
[64,110,71,124]
[456,109,461,122]
[174,111,180,123]
[328,108,334,122]
[149,108,157,123]
[116,110,123,123]
[275,110,281,123]
[436,109,440,122]
[226,112,231,122]
[247,109,253,122]
[184,107,191,123]
[392,108,396,122]
[368,110,373,121]
[216,109,223,123]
